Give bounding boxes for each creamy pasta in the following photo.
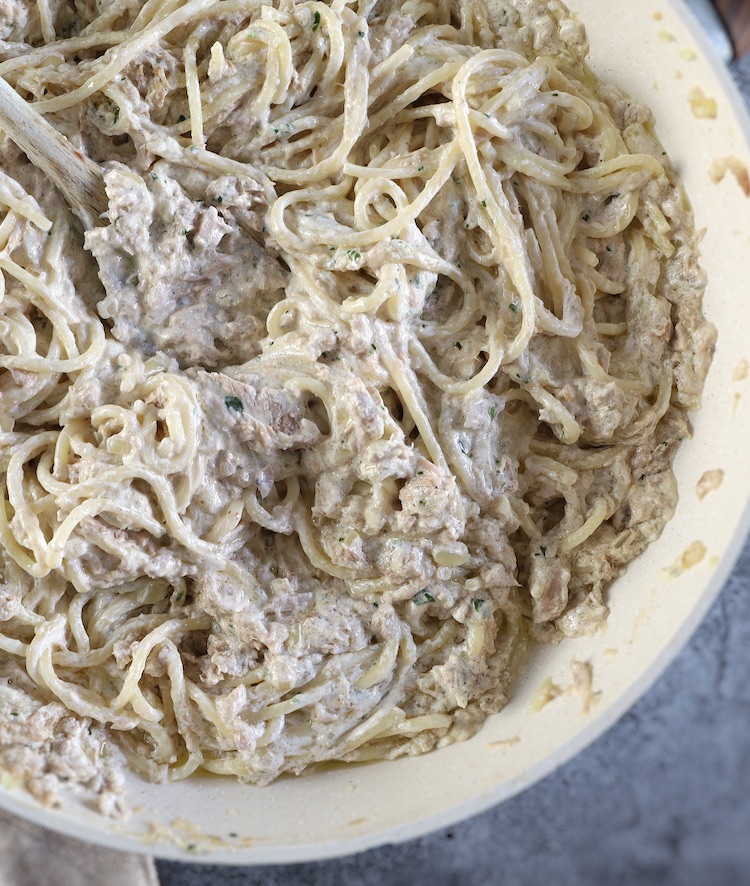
[0,0,715,806]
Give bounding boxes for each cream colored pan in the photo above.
[2,0,749,864]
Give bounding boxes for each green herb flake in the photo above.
[489,406,496,419]
[73,55,81,63]
[346,248,361,261]
[418,165,425,172]
[216,195,223,203]
[113,107,120,123]
[482,200,487,207]
[10,711,18,717]
[358,30,365,37]
[178,114,186,122]
[552,92,559,96]
[509,302,518,313]
[412,590,435,606]
[472,599,485,612]
[540,545,547,556]
[151,173,158,180]
[606,245,613,253]
[582,212,590,222]
[224,396,244,412]
[418,499,426,506]
[371,343,377,351]
[312,10,321,30]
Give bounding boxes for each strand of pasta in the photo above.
[452,51,541,362]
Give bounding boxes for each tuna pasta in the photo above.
[0,0,714,811]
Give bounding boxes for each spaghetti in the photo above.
[0,0,715,803]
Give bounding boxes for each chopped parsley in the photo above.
[358,30,365,37]
[472,599,485,612]
[371,343,377,351]
[346,249,361,261]
[582,212,590,222]
[489,406,496,419]
[418,165,425,172]
[454,341,463,350]
[312,10,321,30]
[73,55,81,63]
[10,711,18,717]
[113,107,120,123]
[412,590,435,606]
[509,302,518,313]
[418,499,426,506]
[224,396,244,412]
[178,114,186,122]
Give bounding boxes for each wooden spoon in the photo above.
[0,76,108,228]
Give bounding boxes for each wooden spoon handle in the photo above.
[0,77,108,227]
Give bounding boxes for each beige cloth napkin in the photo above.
[0,808,159,886]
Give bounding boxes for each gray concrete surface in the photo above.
[155,55,750,886]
